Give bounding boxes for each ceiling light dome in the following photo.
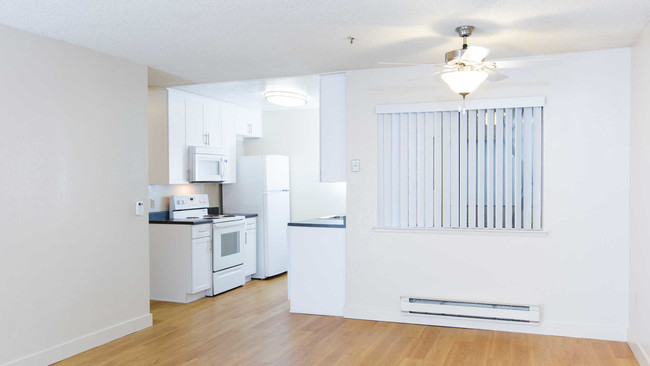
[264,91,307,107]
[441,70,488,97]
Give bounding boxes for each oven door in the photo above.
[212,221,245,271]
[190,153,225,182]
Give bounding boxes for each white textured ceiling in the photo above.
[1,0,649,87]
[172,74,320,111]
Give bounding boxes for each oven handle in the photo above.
[213,221,245,229]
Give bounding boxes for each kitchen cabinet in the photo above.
[149,88,236,184]
[243,217,257,278]
[288,223,345,316]
[185,97,222,149]
[149,223,212,303]
[319,73,346,182]
[236,106,262,138]
[221,102,237,184]
[191,236,212,293]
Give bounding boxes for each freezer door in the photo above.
[263,191,290,277]
[263,155,290,191]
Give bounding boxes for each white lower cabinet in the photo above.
[244,217,257,277]
[191,236,212,293]
[288,226,345,316]
[150,223,212,303]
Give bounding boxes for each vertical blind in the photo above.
[377,101,543,230]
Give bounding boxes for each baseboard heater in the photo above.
[401,296,540,324]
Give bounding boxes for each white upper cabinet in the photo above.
[148,89,236,185]
[221,102,237,184]
[236,107,262,138]
[185,96,222,149]
[320,73,346,182]
[185,97,205,147]
[203,100,223,149]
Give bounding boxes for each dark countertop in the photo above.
[149,211,257,224]
[223,213,258,218]
[209,207,257,218]
[149,211,213,225]
[288,215,346,228]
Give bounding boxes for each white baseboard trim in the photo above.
[4,313,152,366]
[628,329,650,366]
[344,305,627,342]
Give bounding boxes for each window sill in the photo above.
[372,227,549,237]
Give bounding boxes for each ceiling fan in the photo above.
[380,25,554,99]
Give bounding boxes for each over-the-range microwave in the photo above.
[188,146,230,182]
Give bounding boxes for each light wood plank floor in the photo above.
[58,274,638,365]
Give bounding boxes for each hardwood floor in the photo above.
[57,274,638,365]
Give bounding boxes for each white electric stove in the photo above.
[170,194,246,296]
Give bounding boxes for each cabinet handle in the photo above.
[203,133,207,145]
[248,124,252,134]
[208,133,210,145]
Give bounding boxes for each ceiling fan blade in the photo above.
[459,46,491,63]
[378,61,447,67]
[485,69,509,82]
[405,68,453,81]
[490,56,559,69]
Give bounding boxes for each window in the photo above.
[377,97,544,230]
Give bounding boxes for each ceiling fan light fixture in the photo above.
[440,69,488,96]
[264,91,307,107]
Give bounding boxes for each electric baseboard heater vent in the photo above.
[401,296,540,324]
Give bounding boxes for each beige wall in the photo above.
[629,22,650,365]
[0,24,151,364]
[241,108,346,221]
[345,48,631,341]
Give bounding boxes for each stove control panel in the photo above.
[169,194,210,211]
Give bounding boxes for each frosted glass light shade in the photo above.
[264,91,307,107]
[441,70,488,95]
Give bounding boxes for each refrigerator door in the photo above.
[263,155,290,191]
[262,190,290,277]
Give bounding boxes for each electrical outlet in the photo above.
[150,198,156,209]
[351,159,360,172]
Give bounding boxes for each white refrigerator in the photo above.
[223,155,290,279]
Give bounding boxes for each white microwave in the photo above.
[188,146,229,182]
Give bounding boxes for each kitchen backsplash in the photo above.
[148,184,221,212]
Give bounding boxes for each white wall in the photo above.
[629,22,650,365]
[0,25,151,365]
[149,184,221,212]
[242,109,346,221]
[344,48,631,341]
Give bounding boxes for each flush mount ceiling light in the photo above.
[264,91,307,107]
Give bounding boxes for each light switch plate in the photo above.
[135,201,145,216]
[150,198,156,209]
[351,159,360,172]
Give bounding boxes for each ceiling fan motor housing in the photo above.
[445,49,484,66]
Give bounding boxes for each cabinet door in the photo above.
[236,107,262,138]
[203,100,222,149]
[185,96,205,147]
[249,109,262,137]
[191,236,212,293]
[168,92,189,183]
[244,228,257,276]
[221,102,237,184]
[235,107,250,135]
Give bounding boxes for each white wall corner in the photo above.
[4,314,152,366]
[628,329,650,366]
